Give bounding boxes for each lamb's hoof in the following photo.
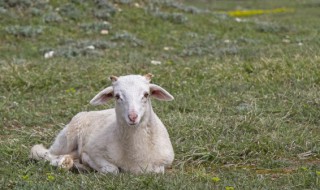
[59,155,74,170]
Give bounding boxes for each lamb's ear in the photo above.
[144,73,153,82]
[90,86,114,105]
[150,84,174,101]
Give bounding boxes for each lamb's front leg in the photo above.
[81,153,119,174]
[50,154,74,170]
[151,165,165,174]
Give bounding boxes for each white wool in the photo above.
[30,74,174,174]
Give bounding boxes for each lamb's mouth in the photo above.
[128,122,138,126]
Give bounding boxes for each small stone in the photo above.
[100,30,109,35]
[282,39,290,43]
[150,60,161,65]
[9,101,19,108]
[86,45,95,50]
[163,46,173,51]
[44,51,55,59]
[134,3,140,8]
[235,17,242,22]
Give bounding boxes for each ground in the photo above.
[0,0,319,189]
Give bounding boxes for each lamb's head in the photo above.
[90,74,174,126]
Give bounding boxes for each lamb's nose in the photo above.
[128,113,138,122]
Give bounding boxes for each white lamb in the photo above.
[30,73,174,174]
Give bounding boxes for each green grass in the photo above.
[1,0,320,189]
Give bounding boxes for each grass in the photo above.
[1,0,320,189]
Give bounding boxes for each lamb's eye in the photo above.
[115,94,120,100]
[143,92,149,98]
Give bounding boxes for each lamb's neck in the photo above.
[116,108,156,145]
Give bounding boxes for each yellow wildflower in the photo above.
[66,87,76,94]
[300,167,308,171]
[225,186,235,190]
[46,173,55,181]
[227,8,294,17]
[212,177,221,183]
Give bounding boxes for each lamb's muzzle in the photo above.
[128,112,138,123]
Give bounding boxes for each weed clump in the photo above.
[146,4,188,24]
[181,35,239,57]
[59,3,82,21]
[149,11,188,24]
[151,0,203,14]
[79,21,112,34]
[0,7,7,14]
[114,0,132,4]
[143,0,206,24]
[42,40,117,58]
[111,31,144,46]
[168,3,202,14]
[43,12,63,23]
[5,25,43,37]
[255,22,291,34]
[93,9,114,20]
[1,0,48,9]
[29,7,43,16]
[3,0,32,8]
[93,0,117,20]
[41,30,143,58]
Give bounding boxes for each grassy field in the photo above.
[1,0,320,189]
